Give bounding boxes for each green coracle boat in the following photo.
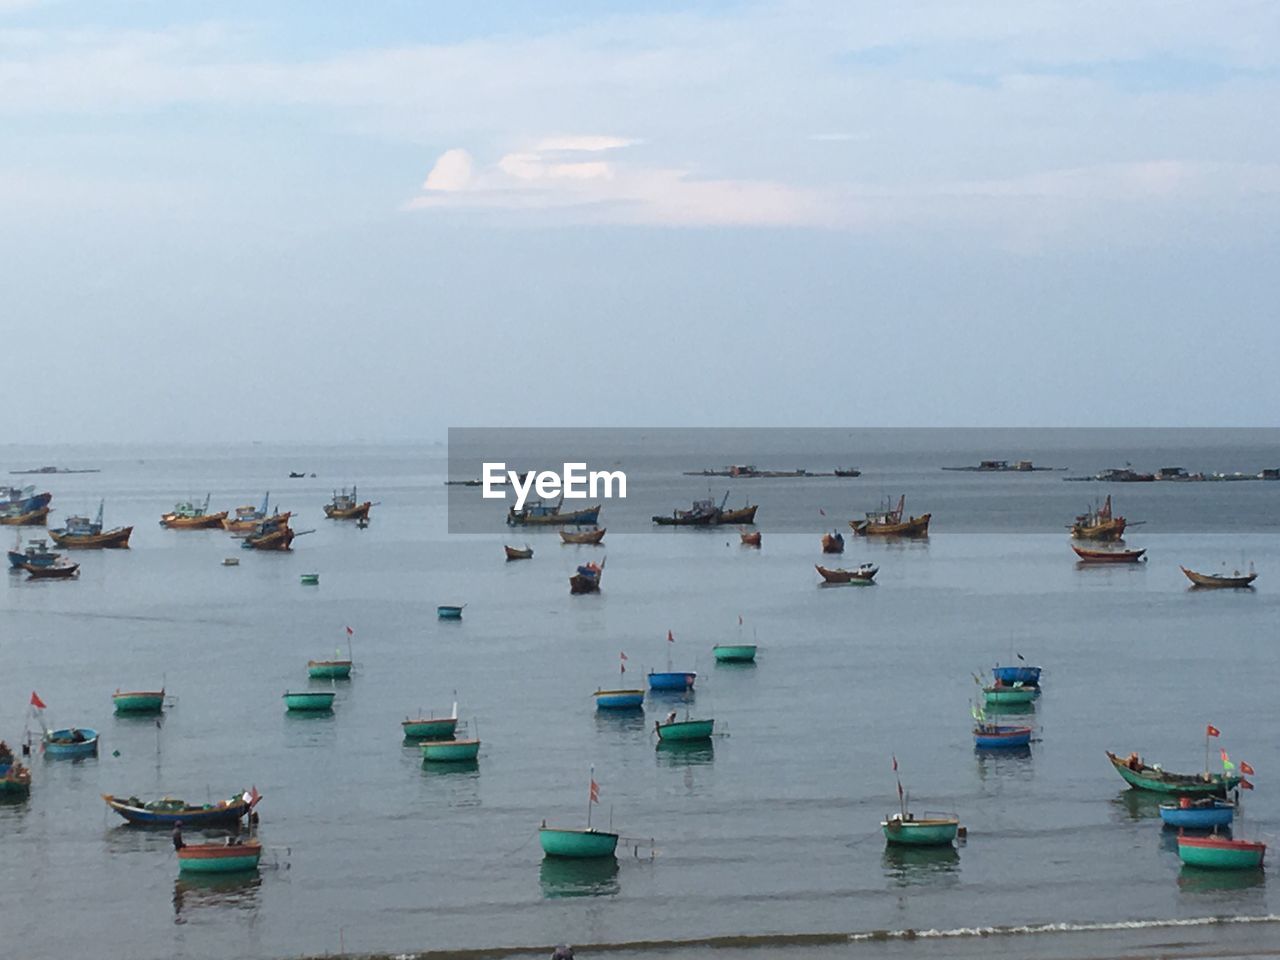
[655,718,714,742]
[300,573,319,585]
[306,660,351,680]
[539,827,619,859]
[1107,751,1242,796]
[881,813,960,846]
[421,738,480,762]
[402,716,458,740]
[177,840,263,874]
[712,643,757,663]
[113,689,165,713]
[1177,835,1266,870]
[283,691,335,712]
[0,763,32,797]
[982,685,1038,705]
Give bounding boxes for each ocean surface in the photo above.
[2,430,1279,960]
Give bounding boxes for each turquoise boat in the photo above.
[113,689,165,713]
[402,715,458,740]
[712,643,757,663]
[1177,835,1266,870]
[437,605,464,620]
[177,840,263,874]
[300,573,319,586]
[1107,751,1241,796]
[881,813,960,846]
[282,691,335,711]
[539,827,619,859]
[306,660,351,680]
[42,728,99,758]
[982,684,1039,705]
[655,717,714,742]
[421,738,480,762]
[594,689,645,710]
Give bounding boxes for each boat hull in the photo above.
[1071,520,1127,541]
[594,689,645,710]
[712,644,757,662]
[569,574,600,593]
[25,562,79,579]
[993,666,1041,686]
[815,564,878,584]
[437,606,464,620]
[242,527,294,550]
[1072,545,1146,563]
[1159,801,1235,829]
[306,661,351,679]
[850,515,931,537]
[104,794,250,827]
[177,841,263,874]
[1106,751,1241,796]
[1177,836,1265,870]
[504,546,533,560]
[49,527,132,549]
[113,691,164,713]
[648,671,696,692]
[401,718,458,740]
[283,692,335,711]
[973,725,1032,749]
[43,729,99,758]
[325,502,372,520]
[539,828,619,859]
[656,719,714,741]
[560,528,606,544]
[0,506,50,526]
[1181,566,1258,588]
[508,505,601,527]
[160,512,228,529]
[882,817,959,846]
[421,739,481,762]
[983,687,1039,705]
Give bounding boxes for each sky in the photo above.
[2,1,1278,442]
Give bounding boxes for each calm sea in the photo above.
[2,431,1279,960]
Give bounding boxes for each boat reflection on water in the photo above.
[539,855,620,899]
[974,744,1033,782]
[1113,790,1166,823]
[421,757,479,776]
[173,871,262,920]
[882,844,960,887]
[655,740,715,768]
[1177,863,1266,895]
[593,710,649,742]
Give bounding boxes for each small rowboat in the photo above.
[437,605,464,620]
[504,544,533,561]
[540,826,619,859]
[307,659,351,680]
[1072,544,1146,563]
[420,738,480,763]
[973,723,1032,749]
[1181,565,1258,588]
[655,718,714,742]
[401,716,458,740]
[177,840,263,874]
[570,560,604,594]
[815,563,878,584]
[1159,798,1235,829]
[282,691,335,711]
[560,527,605,545]
[881,813,959,846]
[1177,835,1266,870]
[113,689,164,713]
[739,529,761,547]
[993,665,1041,686]
[982,684,1039,705]
[821,532,844,554]
[300,573,319,585]
[103,792,254,827]
[1106,751,1242,796]
[594,689,645,710]
[25,560,80,579]
[648,671,696,692]
[43,727,99,758]
[713,643,757,663]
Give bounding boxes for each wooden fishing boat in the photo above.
[539,827,618,859]
[241,517,295,551]
[437,604,464,620]
[282,691,335,711]
[177,839,263,874]
[0,762,32,797]
[0,505,50,526]
[653,496,721,526]
[49,502,131,549]
[2,485,51,513]
[1069,496,1127,541]
[504,544,533,561]
[570,560,603,594]
[739,529,761,547]
[306,660,351,679]
[9,538,60,570]
[401,709,458,740]
[648,670,696,692]
[713,643,757,663]
[821,532,844,554]
[973,722,1032,749]
[103,791,256,827]
[1181,565,1258,588]
[113,689,164,713]
[993,665,1041,686]
[849,495,930,537]
[508,497,601,527]
[160,494,228,529]
[718,504,758,525]
[25,560,79,579]
[1106,751,1242,796]
[1159,798,1235,830]
[560,527,606,545]
[1177,835,1266,870]
[815,563,878,584]
[420,738,480,762]
[42,727,99,758]
[881,814,960,847]
[222,494,276,532]
[1072,544,1146,563]
[593,689,645,710]
[982,684,1039,705]
[324,486,372,520]
[655,717,714,742]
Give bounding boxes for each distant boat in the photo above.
[24,560,79,580]
[942,460,1060,472]
[160,494,228,530]
[421,738,481,763]
[560,527,606,545]
[49,501,132,549]
[540,770,619,858]
[0,504,50,526]
[282,691,335,712]
[504,544,533,561]
[739,529,761,547]
[241,516,296,551]
[570,559,604,594]
[1106,750,1241,796]
[1181,565,1257,589]
[324,486,373,521]
[654,715,714,742]
[1072,544,1146,563]
[222,557,240,567]
[992,664,1041,686]
[821,531,844,554]
[973,722,1032,749]
[402,704,459,740]
[103,790,257,827]
[222,493,275,532]
[593,688,645,710]
[9,466,98,475]
[653,495,721,526]
[42,727,99,758]
[717,503,759,525]
[300,573,319,585]
[177,839,263,874]
[882,760,960,846]
[437,605,465,620]
[834,467,862,477]
[815,563,878,584]
[1,486,52,526]
[0,762,32,797]
[1158,798,1235,829]
[508,497,601,527]
[307,659,351,680]
[1177,835,1266,870]
[713,643,757,663]
[10,539,64,571]
[850,495,930,537]
[648,671,696,692]
[113,689,165,713]
[1069,496,1128,541]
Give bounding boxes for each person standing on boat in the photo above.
[172,821,185,851]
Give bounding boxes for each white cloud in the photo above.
[534,135,640,153]
[422,148,474,192]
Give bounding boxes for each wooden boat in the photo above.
[42,727,99,758]
[504,544,533,561]
[307,659,351,679]
[402,707,458,740]
[821,531,844,554]
[739,529,761,547]
[539,827,619,859]
[1069,496,1128,541]
[0,505,50,526]
[881,813,960,846]
[718,504,759,524]
[655,717,714,742]
[49,501,132,549]
[560,527,606,545]
[653,496,721,526]
[1072,544,1146,563]
[103,791,255,827]
[570,560,603,594]
[0,762,32,797]
[25,560,79,579]
[648,670,696,692]
[1159,798,1235,829]
[982,684,1039,705]
[507,497,601,527]
[177,839,263,874]
[593,689,645,710]
[849,495,930,537]
[1106,750,1242,796]
[2,485,51,513]
[324,486,372,520]
[973,722,1032,749]
[8,538,59,569]
[241,516,295,551]
[993,665,1041,686]
[834,467,862,477]
[420,738,480,762]
[1177,835,1266,870]
[222,494,274,532]
[160,494,228,529]
[113,689,164,713]
[713,643,757,663]
[282,691,335,711]
[1181,565,1258,588]
[815,563,878,584]
[437,604,464,620]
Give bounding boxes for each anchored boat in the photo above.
[177,840,263,874]
[222,493,275,532]
[850,495,930,537]
[815,563,878,584]
[160,494,228,529]
[1069,496,1128,541]
[1177,835,1266,870]
[982,683,1039,706]
[402,703,459,740]
[282,691,335,712]
[42,727,99,758]
[540,770,619,858]
[560,527,606,545]
[739,529,761,547]
[713,643,757,663]
[821,531,844,554]
[1072,544,1146,563]
[421,738,481,763]
[654,715,714,742]
[1181,565,1258,588]
[883,758,960,846]
[9,538,60,570]
[505,544,534,561]
[49,501,132,549]
[570,559,604,594]
[113,689,165,713]
[324,486,373,520]
[25,560,79,579]
[508,497,600,527]
[1159,798,1235,829]
[103,789,258,827]
[973,722,1033,749]
[306,659,351,679]
[1106,751,1242,796]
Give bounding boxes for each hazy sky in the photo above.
[3,1,1278,442]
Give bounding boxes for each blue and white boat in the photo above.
[8,538,60,570]
[594,689,645,710]
[648,671,697,692]
[2,486,52,514]
[973,723,1032,749]
[42,727,99,758]
[1159,798,1235,829]
[992,664,1041,687]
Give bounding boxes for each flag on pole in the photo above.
[1241,779,1255,790]
[1240,761,1255,775]
[892,755,898,771]
[346,626,354,636]
[1206,724,1220,737]
[1221,749,1234,771]
[589,778,600,804]
[667,630,674,644]
[620,651,627,673]
[30,691,46,710]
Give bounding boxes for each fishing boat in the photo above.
[1072,544,1146,563]
[560,527,606,545]
[713,643,757,663]
[222,494,277,532]
[9,538,60,570]
[103,790,257,827]
[739,529,761,547]
[324,486,372,520]
[718,503,759,524]
[160,494,228,529]
[1159,798,1236,829]
[1181,565,1258,588]
[654,714,714,742]
[504,544,533,561]
[42,727,99,758]
[25,560,79,580]
[0,762,32,797]
[834,467,862,477]
[821,531,844,554]
[1177,835,1266,870]
[882,759,960,846]
[421,738,481,762]
[437,604,464,620]
[993,664,1041,686]
[570,559,604,594]
[241,516,295,551]
[113,689,165,713]
[653,495,722,526]
[593,689,645,710]
[648,670,696,691]
[815,563,878,584]
[177,839,263,874]
[0,504,50,526]
[282,691,335,712]
[402,704,459,740]
[306,659,351,679]
[507,497,601,527]
[1106,751,1242,796]
[222,557,239,566]
[973,722,1032,749]
[48,501,132,549]
[0,486,51,525]
[1069,496,1128,541]
[539,827,619,859]
[850,495,930,537]
[982,684,1039,705]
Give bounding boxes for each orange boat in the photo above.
[1072,544,1146,563]
[560,527,606,545]
[49,502,132,549]
[821,531,844,554]
[160,494,228,529]
[740,529,762,547]
[0,506,49,526]
[849,496,930,537]
[324,486,372,521]
[242,517,296,551]
[223,494,278,532]
[504,544,533,560]
[1180,564,1257,588]
[1069,495,1128,541]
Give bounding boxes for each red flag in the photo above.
[589,779,599,804]
[1221,748,1230,762]
[1206,724,1220,737]
[1241,778,1255,790]
[346,626,354,636]
[897,781,904,799]
[1240,761,1255,775]
[619,651,628,659]
[892,755,898,771]
[667,630,674,644]
[30,691,46,710]
[243,786,262,808]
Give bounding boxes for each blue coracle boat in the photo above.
[42,727,99,758]
[437,605,464,620]
[992,665,1041,686]
[1159,798,1235,829]
[648,671,697,692]
[594,689,645,710]
[973,723,1032,749]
